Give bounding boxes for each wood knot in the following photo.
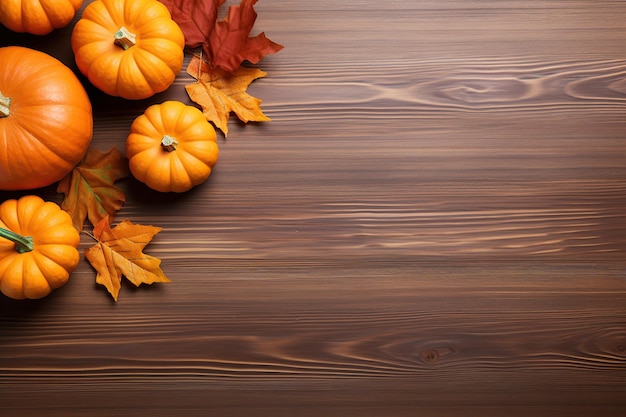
[421,349,440,364]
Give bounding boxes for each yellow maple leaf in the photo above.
[185,55,270,136]
[85,217,170,301]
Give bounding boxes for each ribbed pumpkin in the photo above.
[0,46,93,191]
[0,0,82,35]
[0,195,80,300]
[126,101,219,193]
[71,0,185,100]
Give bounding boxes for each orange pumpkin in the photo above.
[0,195,80,300]
[125,101,219,193]
[0,0,82,35]
[71,0,185,100]
[0,46,93,191]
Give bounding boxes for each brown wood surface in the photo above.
[1,1,626,415]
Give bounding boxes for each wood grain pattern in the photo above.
[1,1,626,416]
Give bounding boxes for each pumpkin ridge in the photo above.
[20,1,50,34]
[178,141,219,166]
[25,202,72,239]
[13,197,35,235]
[124,0,157,28]
[132,38,181,72]
[38,0,77,31]
[15,196,48,235]
[115,50,145,97]
[143,103,167,133]
[169,151,193,185]
[0,199,20,234]
[159,100,184,131]
[175,149,213,177]
[88,52,124,96]
[172,121,215,142]
[0,122,14,178]
[30,249,70,290]
[99,0,125,29]
[80,1,119,30]
[0,256,26,299]
[4,56,58,84]
[132,18,169,39]
[130,47,179,95]
[36,243,80,268]
[146,151,173,191]
[6,117,80,170]
[129,148,159,184]
[21,255,53,299]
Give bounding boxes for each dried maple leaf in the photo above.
[186,55,270,136]
[85,216,170,301]
[57,147,130,232]
[159,0,224,48]
[161,0,282,73]
[209,0,283,73]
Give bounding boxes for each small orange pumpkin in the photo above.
[0,46,93,191]
[126,101,219,193]
[0,0,82,35]
[0,195,80,300]
[71,0,185,100]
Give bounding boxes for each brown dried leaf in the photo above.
[56,147,130,232]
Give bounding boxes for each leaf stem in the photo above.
[0,227,34,253]
[82,230,98,242]
[198,49,203,79]
[114,26,136,50]
[0,90,10,118]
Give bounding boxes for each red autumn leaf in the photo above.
[208,0,283,72]
[159,0,224,48]
[161,0,283,73]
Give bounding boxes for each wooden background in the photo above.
[1,1,626,415]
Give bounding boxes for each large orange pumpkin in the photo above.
[0,0,82,35]
[71,0,185,100]
[0,46,93,191]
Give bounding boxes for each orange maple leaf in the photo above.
[57,147,130,231]
[185,55,270,136]
[85,217,170,301]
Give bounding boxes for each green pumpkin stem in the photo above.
[0,90,10,117]
[0,228,34,254]
[161,135,179,152]
[114,26,136,50]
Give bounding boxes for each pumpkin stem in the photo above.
[0,90,10,118]
[114,26,136,50]
[161,135,179,152]
[0,228,34,254]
